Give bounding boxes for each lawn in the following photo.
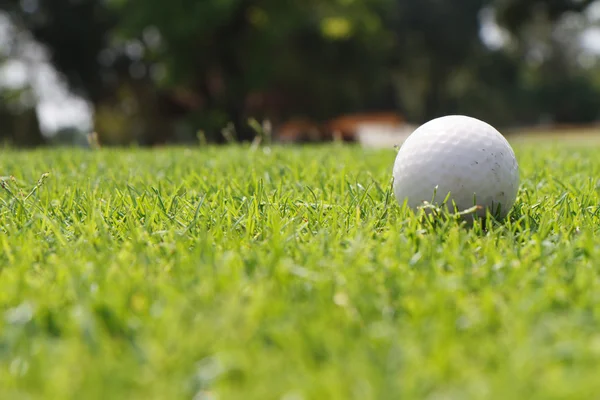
[1,140,600,399]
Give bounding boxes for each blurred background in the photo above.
[1,0,600,147]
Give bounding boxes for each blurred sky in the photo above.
[1,5,600,136]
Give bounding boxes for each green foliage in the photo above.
[2,140,600,397]
[496,0,596,31]
[2,0,600,145]
[105,0,398,134]
[532,74,600,124]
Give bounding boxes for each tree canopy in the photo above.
[1,0,600,145]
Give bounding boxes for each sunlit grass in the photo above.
[1,140,600,399]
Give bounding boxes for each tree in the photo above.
[2,0,600,146]
[381,0,496,122]
[496,0,600,124]
[107,0,398,141]
[0,10,45,146]
[496,0,596,32]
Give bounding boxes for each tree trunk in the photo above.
[423,63,447,122]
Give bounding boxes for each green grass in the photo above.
[1,141,600,399]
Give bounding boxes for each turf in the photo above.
[1,141,600,399]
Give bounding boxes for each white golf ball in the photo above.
[393,115,519,219]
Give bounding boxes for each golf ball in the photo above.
[393,115,519,219]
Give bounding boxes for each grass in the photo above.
[1,139,600,399]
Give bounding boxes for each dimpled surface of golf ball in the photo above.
[393,115,519,219]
